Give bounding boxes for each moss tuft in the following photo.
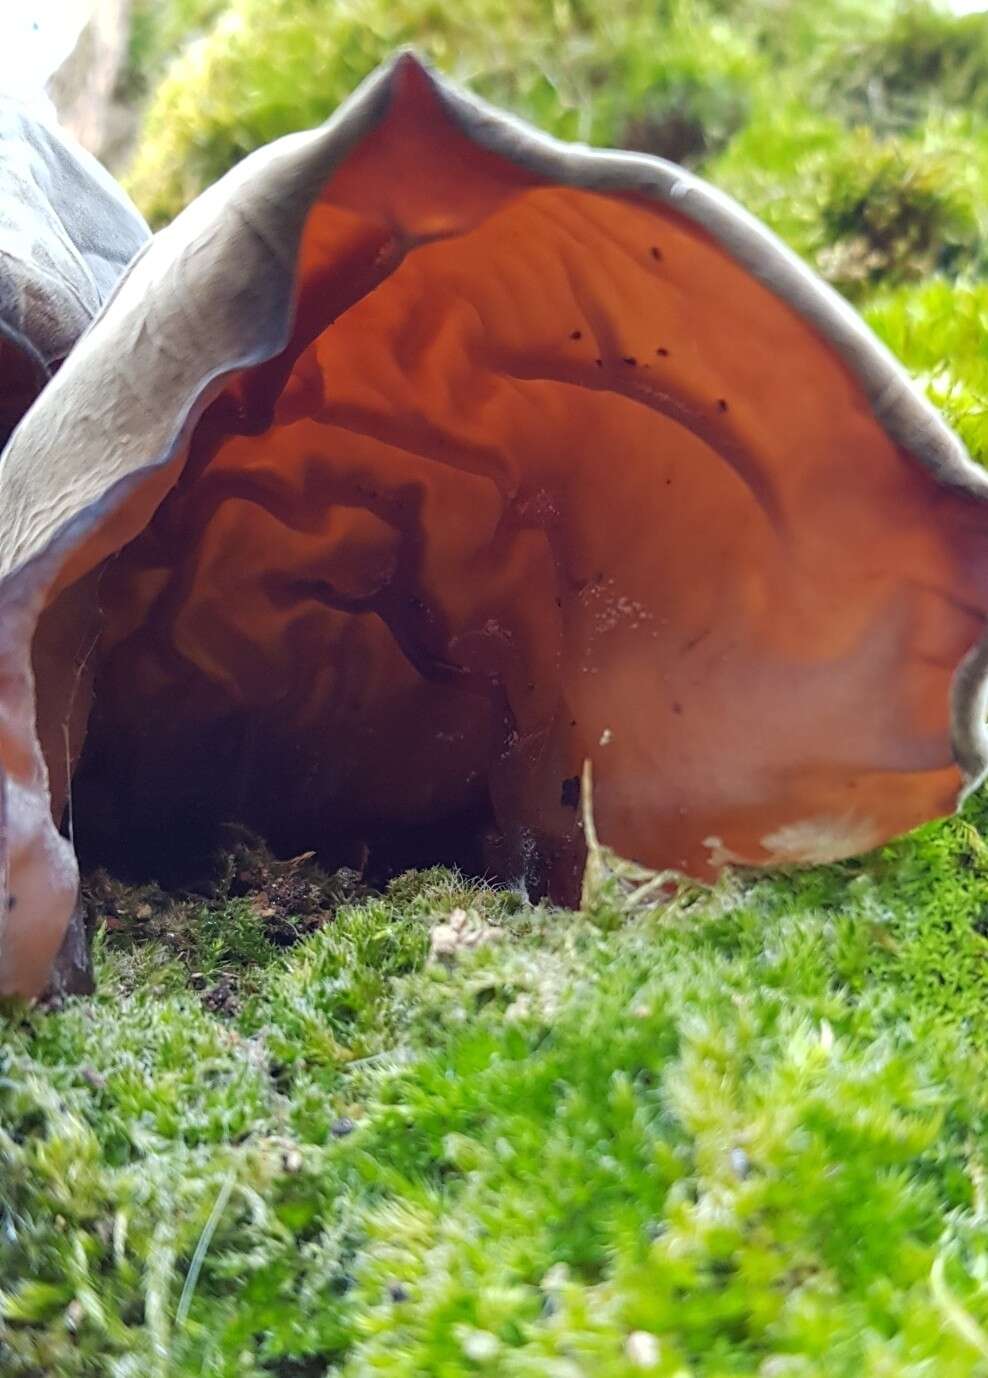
[711,109,984,299]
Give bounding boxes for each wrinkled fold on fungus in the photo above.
[3,54,988,996]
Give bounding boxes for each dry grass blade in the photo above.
[579,759,704,916]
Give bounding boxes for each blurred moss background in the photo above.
[125,0,988,293]
[6,3,988,1375]
[120,0,988,449]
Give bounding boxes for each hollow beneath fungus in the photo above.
[5,55,988,995]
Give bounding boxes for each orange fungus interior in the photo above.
[64,64,988,898]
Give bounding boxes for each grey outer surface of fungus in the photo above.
[0,97,148,393]
[1,52,987,998]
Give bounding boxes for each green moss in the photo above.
[4,840,988,1375]
[814,127,982,297]
[124,0,229,99]
[865,276,988,460]
[122,0,915,228]
[822,3,988,135]
[124,0,767,225]
[706,0,897,59]
[710,109,984,300]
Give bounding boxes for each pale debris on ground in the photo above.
[428,907,503,963]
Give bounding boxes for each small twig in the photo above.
[624,874,671,910]
[579,756,700,914]
[580,758,600,854]
[175,1170,236,1329]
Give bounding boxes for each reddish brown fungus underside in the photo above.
[2,55,988,996]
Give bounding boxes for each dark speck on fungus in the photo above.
[560,776,581,809]
[3,53,988,998]
[570,329,583,340]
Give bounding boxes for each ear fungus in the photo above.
[2,54,987,997]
